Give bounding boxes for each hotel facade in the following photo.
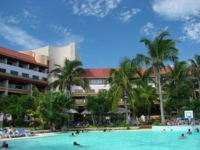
[0,43,159,118]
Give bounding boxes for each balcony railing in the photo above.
[0,72,48,82]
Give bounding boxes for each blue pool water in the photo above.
[1,130,200,150]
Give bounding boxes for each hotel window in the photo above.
[42,77,47,81]
[33,75,39,80]
[99,89,107,92]
[75,89,83,93]
[39,68,44,73]
[19,63,24,68]
[7,60,13,65]
[10,70,18,75]
[85,89,95,93]
[29,66,34,70]
[16,85,23,89]
[22,73,29,78]
[0,59,5,63]
[0,68,6,73]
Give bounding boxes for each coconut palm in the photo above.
[48,59,90,98]
[106,57,142,124]
[165,61,189,88]
[188,54,200,99]
[135,31,179,124]
[164,61,190,117]
[135,83,158,122]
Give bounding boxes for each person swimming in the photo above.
[74,142,80,146]
[1,141,8,148]
[161,129,166,132]
[70,133,75,136]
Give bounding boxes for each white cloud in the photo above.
[182,19,200,43]
[0,16,44,49]
[23,9,36,18]
[152,0,200,21]
[140,22,169,37]
[0,15,19,24]
[179,36,187,42]
[152,0,200,43]
[4,16,19,24]
[49,24,84,46]
[140,22,156,35]
[70,0,122,18]
[119,8,141,23]
[22,9,40,28]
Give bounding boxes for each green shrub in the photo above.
[152,121,161,126]
[14,118,25,127]
[3,119,9,127]
[83,116,92,122]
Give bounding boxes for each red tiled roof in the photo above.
[80,68,169,78]
[80,68,111,78]
[0,46,37,63]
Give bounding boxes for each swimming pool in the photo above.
[1,130,200,150]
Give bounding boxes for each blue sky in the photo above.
[0,0,200,68]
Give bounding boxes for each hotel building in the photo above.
[0,43,160,119]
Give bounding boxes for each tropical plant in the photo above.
[182,99,200,119]
[135,31,179,124]
[188,54,200,99]
[106,57,142,123]
[164,61,191,117]
[48,58,90,98]
[31,86,76,129]
[135,83,158,121]
[165,61,189,88]
[85,90,112,125]
[0,95,32,119]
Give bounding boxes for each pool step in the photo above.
[139,125,152,129]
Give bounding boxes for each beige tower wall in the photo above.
[20,51,49,66]
[20,43,79,71]
[20,43,80,84]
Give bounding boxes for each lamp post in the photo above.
[124,91,129,124]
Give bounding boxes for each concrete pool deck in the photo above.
[152,125,200,131]
[2,125,198,141]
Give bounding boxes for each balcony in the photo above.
[8,88,30,94]
[0,72,48,86]
[75,99,85,107]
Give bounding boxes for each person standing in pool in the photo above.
[195,128,199,132]
[180,134,187,138]
[187,129,192,134]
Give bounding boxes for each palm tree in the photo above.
[166,61,189,88]
[85,90,112,125]
[106,57,142,124]
[48,59,90,98]
[188,54,200,99]
[135,83,158,122]
[135,31,179,124]
[164,61,190,117]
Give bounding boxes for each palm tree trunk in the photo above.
[124,93,129,124]
[198,79,200,100]
[158,69,165,124]
[91,114,95,125]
